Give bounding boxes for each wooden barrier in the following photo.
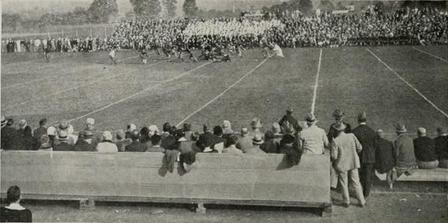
[0,151,331,216]
[376,168,448,182]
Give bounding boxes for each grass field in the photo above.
[1,45,448,140]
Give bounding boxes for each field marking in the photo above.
[2,55,144,90]
[66,62,212,123]
[176,58,269,127]
[412,47,448,63]
[311,49,323,114]
[5,61,165,110]
[367,48,448,119]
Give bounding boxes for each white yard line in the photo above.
[66,62,212,123]
[412,46,448,63]
[310,49,323,114]
[5,61,165,110]
[367,48,448,119]
[175,58,269,127]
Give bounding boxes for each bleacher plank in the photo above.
[375,168,448,182]
[1,151,331,215]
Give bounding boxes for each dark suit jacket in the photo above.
[413,136,437,162]
[1,126,19,150]
[327,122,352,142]
[374,137,395,173]
[435,135,448,160]
[125,141,148,152]
[53,141,74,151]
[74,140,96,152]
[353,124,377,164]
[279,114,301,132]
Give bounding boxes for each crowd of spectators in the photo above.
[4,7,446,55]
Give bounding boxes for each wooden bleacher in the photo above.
[0,151,332,216]
[375,168,448,182]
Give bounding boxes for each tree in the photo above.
[130,0,162,17]
[163,0,177,17]
[183,0,198,17]
[88,0,119,23]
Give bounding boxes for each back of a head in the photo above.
[241,127,249,136]
[228,134,239,146]
[163,122,171,132]
[213,125,223,136]
[417,127,426,137]
[130,130,140,141]
[24,126,32,137]
[116,129,125,140]
[6,185,21,204]
[151,134,162,146]
[103,131,113,142]
[183,123,191,132]
[39,118,47,127]
[376,129,384,139]
[358,111,367,123]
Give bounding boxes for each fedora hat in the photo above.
[305,113,317,122]
[358,111,367,122]
[252,135,264,145]
[394,123,407,133]
[334,123,346,131]
[332,109,345,118]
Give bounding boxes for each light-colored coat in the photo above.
[331,132,363,172]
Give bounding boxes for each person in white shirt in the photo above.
[96,131,118,153]
[299,113,329,154]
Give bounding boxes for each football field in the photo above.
[1,45,447,139]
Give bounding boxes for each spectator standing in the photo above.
[298,113,329,154]
[330,123,366,208]
[393,124,417,177]
[33,118,48,146]
[374,129,396,189]
[434,127,448,168]
[352,112,377,198]
[115,130,132,152]
[279,107,300,133]
[53,131,74,151]
[96,131,118,153]
[0,186,32,222]
[328,109,352,141]
[413,127,438,169]
[1,118,19,150]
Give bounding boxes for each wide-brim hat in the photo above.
[334,123,346,131]
[332,109,345,118]
[252,136,264,145]
[395,124,407,133]
[305,113,317,123]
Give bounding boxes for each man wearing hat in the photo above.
[1,118,19,150]
[96,131,118,153]
[298,113,329,154]
[393,124,417,177]
[279,107,301,133]
[53,131,74,151]
[245,135,266,155]
[74,131,96,152]
[330,122,366,208]
[352,112,377,198]
[249,118,264,141]
[236,128,253,153]
[327,109,352,142]
[434,127,448,168]
[33,118,48,147]
[125,130,148,152]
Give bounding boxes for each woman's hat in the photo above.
[252,135,264,145]
[103,131,113,141]
[305,113,317,122]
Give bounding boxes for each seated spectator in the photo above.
[125,130,148,152]
[279,107,300,133]
[125,123,137,139]
[223,134,243,154]
[147,134,165,152]
[197,124,214,152]
[1,118,19,150]
[33,118,48,146]
[16,120,29,149]
[74,131,96,152]
[374,129,396,189]
[271,122,283,146]
[236,128,253,153]
[298,113,329,154]
[246,135,266,154]
[393,124,417,177]
[206,125,224,153]
[53,131,74,151]
[0,186,32,222]
[96,131,118,153]
[38,135,53,151]
[279,133,301,166]
[260,130,279,153]
[190,131,202,153]
[115,129,131,152]
[148,125,159,137]
[161,123,177,150]
[434,127,448,168]
[59,120,77,145]
[413,127,438,169]
[46,126,57,148]
[222,120,234,136]
[140,126,152,148]
[249,118,264,140]
[182,123,193,141]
